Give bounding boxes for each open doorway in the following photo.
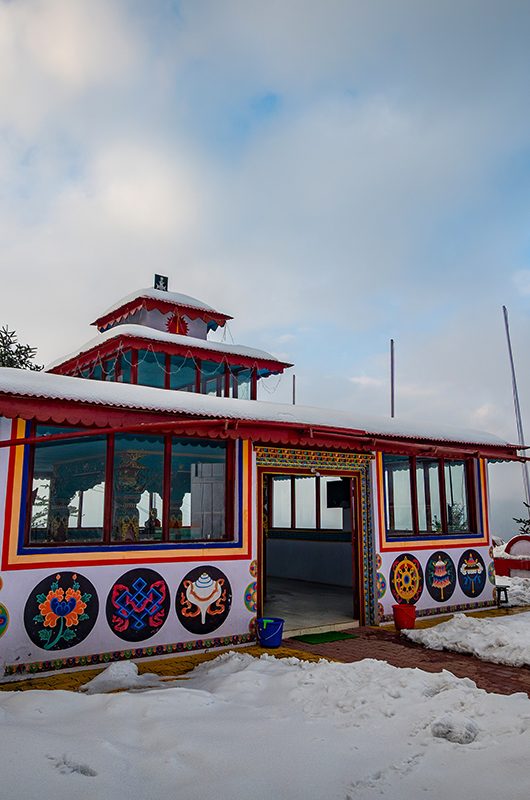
[259,470,362,635]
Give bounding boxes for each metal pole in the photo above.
[502,305,530,508]
[390,339,395,418]
[292,373,296,405]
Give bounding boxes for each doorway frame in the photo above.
[257,465,365,626]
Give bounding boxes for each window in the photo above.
[269,474,348,532]
[29,428,106,544]
[137,349,165,388]
[228,366,252,399]
[170,355,196,391]
[383,454,473,537]
[169,439,228,541]
[27,428,233,547]
[112,434,164,542]
[200,360,225,396]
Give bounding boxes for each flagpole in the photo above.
[502,305,530,508]
[390,339,395,418]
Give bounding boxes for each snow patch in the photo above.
[80,661,165,694]
[405,610,530,666]
[431,714,479,744]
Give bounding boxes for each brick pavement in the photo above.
[284,626,530,696]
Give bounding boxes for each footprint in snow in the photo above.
[47,755,97,777]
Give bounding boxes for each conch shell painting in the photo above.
[185,573,224,624]
[177,566,232,634]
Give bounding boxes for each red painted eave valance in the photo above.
[48,334,292,374]
[0,393,521,462]
[91,298,232,331]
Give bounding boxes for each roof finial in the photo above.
[154,274,168,291]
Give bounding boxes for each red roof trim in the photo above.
[48,334,292,374]
[92,297,232,331]
[0,393,520,460]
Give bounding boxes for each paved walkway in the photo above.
[4,607,530,695]
[285,620,530,697]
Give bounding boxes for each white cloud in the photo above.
[513,270,530,296]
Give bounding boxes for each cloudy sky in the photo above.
[1,0,530,534]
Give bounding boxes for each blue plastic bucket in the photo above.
[257,617,284,648]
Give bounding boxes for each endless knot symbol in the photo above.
[114,577,165,631]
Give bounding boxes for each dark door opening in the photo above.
[259,471,361,634]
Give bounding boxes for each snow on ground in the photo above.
[2,652,530,800]
[405,610,530,667]
[497,575,530,607]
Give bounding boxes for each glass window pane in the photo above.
[92,363,102,380]
[30,433,106,543]
[112,434,164,542]
[170,355,196,391]
[169,439,228,541]
[271,476,291,528]
[137,349,165,388]
[294,476,316,529]
[200,360,224,396]
[103,357,116,381]
[416,459,442,532]
[383,455,413,532]
[120,351,132,383]
[320,477,345,529]
[444,460,470,532]
[229,367,252,399]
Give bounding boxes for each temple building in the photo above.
[0,278,522,679]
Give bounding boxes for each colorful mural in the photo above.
[426,552,456,603]
[376,573,387,600]
[0,603,8,638]
[244,582,257,613]
[488,561,496,585]
[24,572,98,651]
[390,554,424,605]
[176,566,232,634]
[458,550,486,597]
[106,568,170,642]
[249,560,258,578]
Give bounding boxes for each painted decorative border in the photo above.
[255,446,372,471]
[255,445,376,626]
[375,453,490,552]
[1,420,252,569]
[3,631,255,678]
[380,598,495,623]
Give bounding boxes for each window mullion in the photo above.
[439,458,447,532]
[316,475,321,530]
[103,433,114,545]
[410,456,419,535]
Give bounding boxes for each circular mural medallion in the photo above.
[488,545,494,560]
[376,572,387,600]
[0,603,8,639]
[458,550,487,598]
[249,616,257,635]
[488,561,496,585]
[24,572,98,651]
[244,582,257,613]
[390,554,424,605]
[176,566,232,635]
[375,553,382,571]
[425,551,456,603]
[377,602,385,621]
[106,568,170,642]
[249,560,258,578]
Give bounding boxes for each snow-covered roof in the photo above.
[0,367,516,449]
[46,325,288,372]
[93,288,230,324]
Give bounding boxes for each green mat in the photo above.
[291,631,359,644]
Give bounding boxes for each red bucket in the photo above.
[392,604,416,632]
